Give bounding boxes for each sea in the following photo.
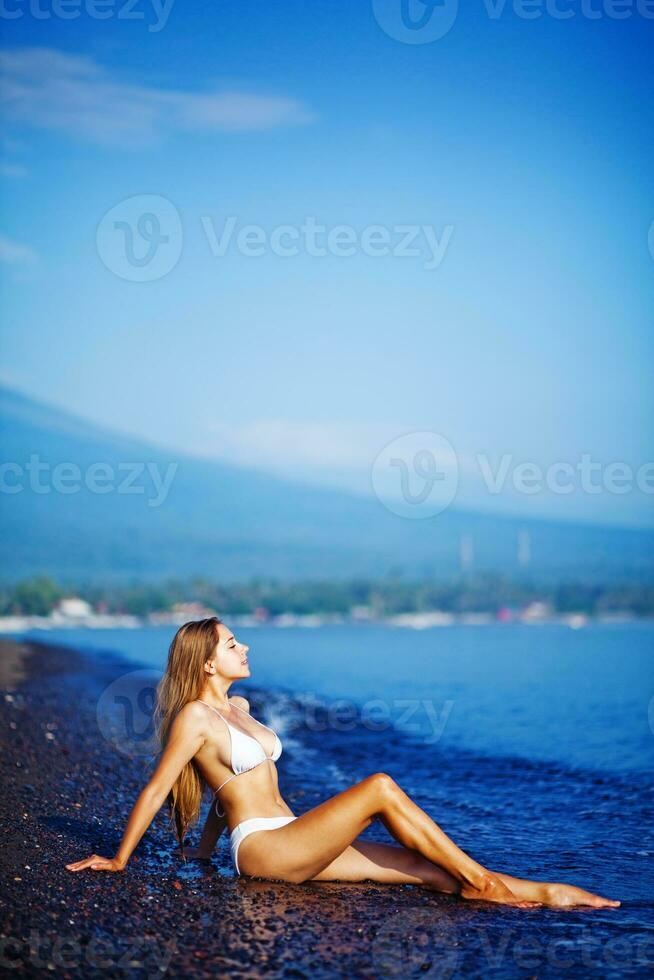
[15,621,654,978]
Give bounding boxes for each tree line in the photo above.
[1,573,653,618]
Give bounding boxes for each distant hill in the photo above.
[1,386,652,584]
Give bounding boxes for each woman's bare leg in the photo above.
[493,871,620,908]
[238,773,529,904]
[308,841,619,908]
[310,839,460,891]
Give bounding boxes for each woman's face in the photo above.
[212,622,250,679]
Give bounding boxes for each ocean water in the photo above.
[22,621,653,774]
[16,622,654,977]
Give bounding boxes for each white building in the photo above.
[56,597,93,619]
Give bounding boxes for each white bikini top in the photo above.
[197,699,282,817]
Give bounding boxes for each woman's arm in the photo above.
[65,703,205,873]
[184,802,228,860]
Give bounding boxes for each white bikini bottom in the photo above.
[229,815,297,876]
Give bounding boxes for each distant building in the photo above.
[148,601,218,626]
[56,597,93,619]
[350,605,374,621]
[521,600,553,622]
[389,611,455,629]
[170,602,217,619]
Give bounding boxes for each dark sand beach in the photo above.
[0,637,457,979]
[1,636,651,978]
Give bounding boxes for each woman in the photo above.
[66,617,619,908]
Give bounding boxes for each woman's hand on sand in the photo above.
[65,854,126,873]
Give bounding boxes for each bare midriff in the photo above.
[194,725,295,831]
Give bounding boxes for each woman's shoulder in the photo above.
[175,699,211,724]
[229,695,250,713]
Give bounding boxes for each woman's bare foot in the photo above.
[460,873,541,907]
[541,883,621,909]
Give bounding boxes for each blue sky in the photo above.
[1,0,653,526]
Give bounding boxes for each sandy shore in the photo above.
[0,637,30,688]
[0,637,456,979]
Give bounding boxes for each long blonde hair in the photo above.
[154,616,222,852]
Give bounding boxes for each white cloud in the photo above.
[192,418,478,500]
[0,234,38,264]
[202,419,398,472]
[0,47,316,147]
